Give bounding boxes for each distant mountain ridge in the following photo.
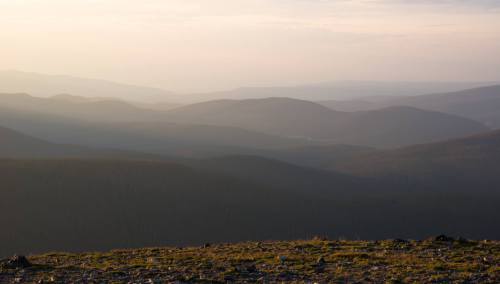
[168,97,344,139]
[0,70,179,103]
[319,84,500,128]
[389,85,500,128]
[0,106,310,158]
[168,97,488,148]
[0,125,164,160]
[325,129,500,184]
[0,92,164,123]
[1,70,495,103]
[193,81,494,101]
[0,126,80,158]
[1,93,486,149]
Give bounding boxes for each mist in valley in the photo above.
[1,1,500,263]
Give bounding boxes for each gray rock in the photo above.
[2,255,32,269]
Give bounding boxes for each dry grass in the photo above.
[1,237,499,283]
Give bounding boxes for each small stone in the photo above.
[317,257,326,265]
[4,255,31,269]
[147,257,158,264]
[277,255,287,264]
[392,238,409,244]
[434,235,455,242]
[483,256,493,263]
[313,236,329,241]
[246,264,257,273]
[315,266,325,273]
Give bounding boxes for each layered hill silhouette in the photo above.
[0,126,88,158]
[1,71,492,103]
[388,85,500,128]
[1,83,499,256]
[329,129,500,183]
[319,85,500,129]
[168,98,488,147]
[0,125,166,160]
[168,98,344,139]
[259,128,500,187]
[0,93,165,123]
[0,70,178,103]
[329,106,488,147]
[1,157,499,256]
[0,106,308,158]
[1,113,499,256]
[194,81,491,101]
[50,94,181,111]
[2,93,487,149]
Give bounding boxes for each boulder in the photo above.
[434,235,455,242]
[2,255,32,269]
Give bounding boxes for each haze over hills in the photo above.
[0,126,90,158]
[329,129,500,182]
[168,98,488,148]
[387,85,500,129]
[1,157,499,256]
[0,125,167,160]
[319,85,500,129]
[255,128,500,187]
[50,94,182,111]
[193,81,495,101]
[0,92,165,123]
[328,106,488,148]
[168,98,344,139]
[0,93,487,149]
[3,0,500,279]
[0,106,310,158]
[0,70,180,103]
[1,70,495,104]
[0,76,499,258]
[0,90,500,257]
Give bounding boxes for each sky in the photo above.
[1,0,500,92]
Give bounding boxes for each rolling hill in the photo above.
[0,106,311,158]
[319,85,500,129]
[1,157,499,257]
[192,81,492,101]
[1,116,499,256]
[1,93,488,149]
[328,129,500,185]
[168,98,488,147]
[0,70,179,103]
[256,144,377,169]
[257,128,500,187]
[0,125,167,160]
[316,99,379,112]
[388,85,500,128]
[0,126,88,158]
[168,97,344,139]
[0,92,165,123]
[329,106,488,147]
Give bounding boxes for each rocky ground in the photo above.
[0,236,498,283]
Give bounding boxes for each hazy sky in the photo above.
[1,0,500,92]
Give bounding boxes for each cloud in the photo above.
[378,0,500,12]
